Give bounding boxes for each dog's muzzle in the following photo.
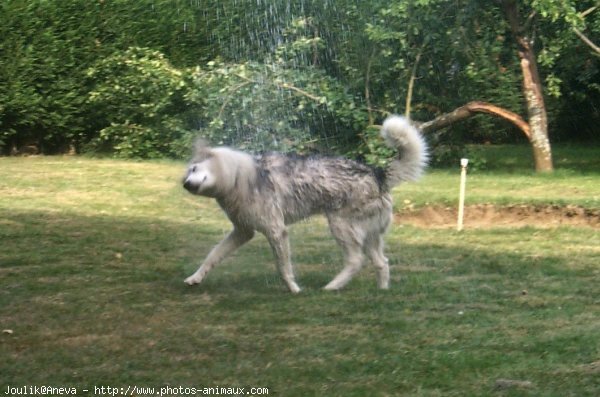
[183,178,194,192]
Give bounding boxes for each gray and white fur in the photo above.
[182,115,428,293]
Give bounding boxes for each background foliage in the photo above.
[0,0,598,160]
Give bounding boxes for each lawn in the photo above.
[1,146,599,396]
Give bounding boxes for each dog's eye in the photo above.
[191,165,197,173]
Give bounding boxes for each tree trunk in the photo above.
[502,0,554,172]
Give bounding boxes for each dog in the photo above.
[182,115,428,293]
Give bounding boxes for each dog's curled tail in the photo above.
[381,115,428,187]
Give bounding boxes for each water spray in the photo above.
[457,158,469,231]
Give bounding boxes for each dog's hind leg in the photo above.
[184,227,254,286]
[324,244,365,291]
[265,227,302,294]
[324,215,366,291]
[364,234,390,289]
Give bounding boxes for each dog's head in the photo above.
[183,139,257,198]
[182,139,219,197]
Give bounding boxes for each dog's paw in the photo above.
[323,282,343,291]
[288,284,302,294]
[184,275,202,286]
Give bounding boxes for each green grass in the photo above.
[396,144,600,209]
[1,146,599,396]
[465,144,600,174]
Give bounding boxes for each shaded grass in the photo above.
[1,150,599,396]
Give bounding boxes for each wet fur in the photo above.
[182,115,427,293]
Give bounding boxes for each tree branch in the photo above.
[571,5,600,55]
[523,10,537,33]
[580,6,597,18]
[417,101,531,140]
[573,28,600,55]
[405,47,423,120]
[276,81,325,102]
[218,81,252,119]
[235,73,325,103]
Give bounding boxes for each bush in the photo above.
[0,0,97,154]
[186,59,363,153]
[183,18,368,156]
[85,47,192,158]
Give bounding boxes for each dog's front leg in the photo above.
[265,228,301,294]
[184,228,254,286]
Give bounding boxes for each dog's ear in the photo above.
[192,138,212,161]
[193,137,209,152]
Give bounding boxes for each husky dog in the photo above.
[182,115,427,293]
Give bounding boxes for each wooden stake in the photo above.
[457,158,469,231]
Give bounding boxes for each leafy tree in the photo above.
[363,0,600,172]
[534,1,600,142]
[364,0,527,165]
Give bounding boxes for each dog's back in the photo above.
[256,153,385,222]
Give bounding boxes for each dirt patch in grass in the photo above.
[396,204,600,228]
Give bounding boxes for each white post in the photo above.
[457,158,469,231]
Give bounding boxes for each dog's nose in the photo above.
[183,179,193,191]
